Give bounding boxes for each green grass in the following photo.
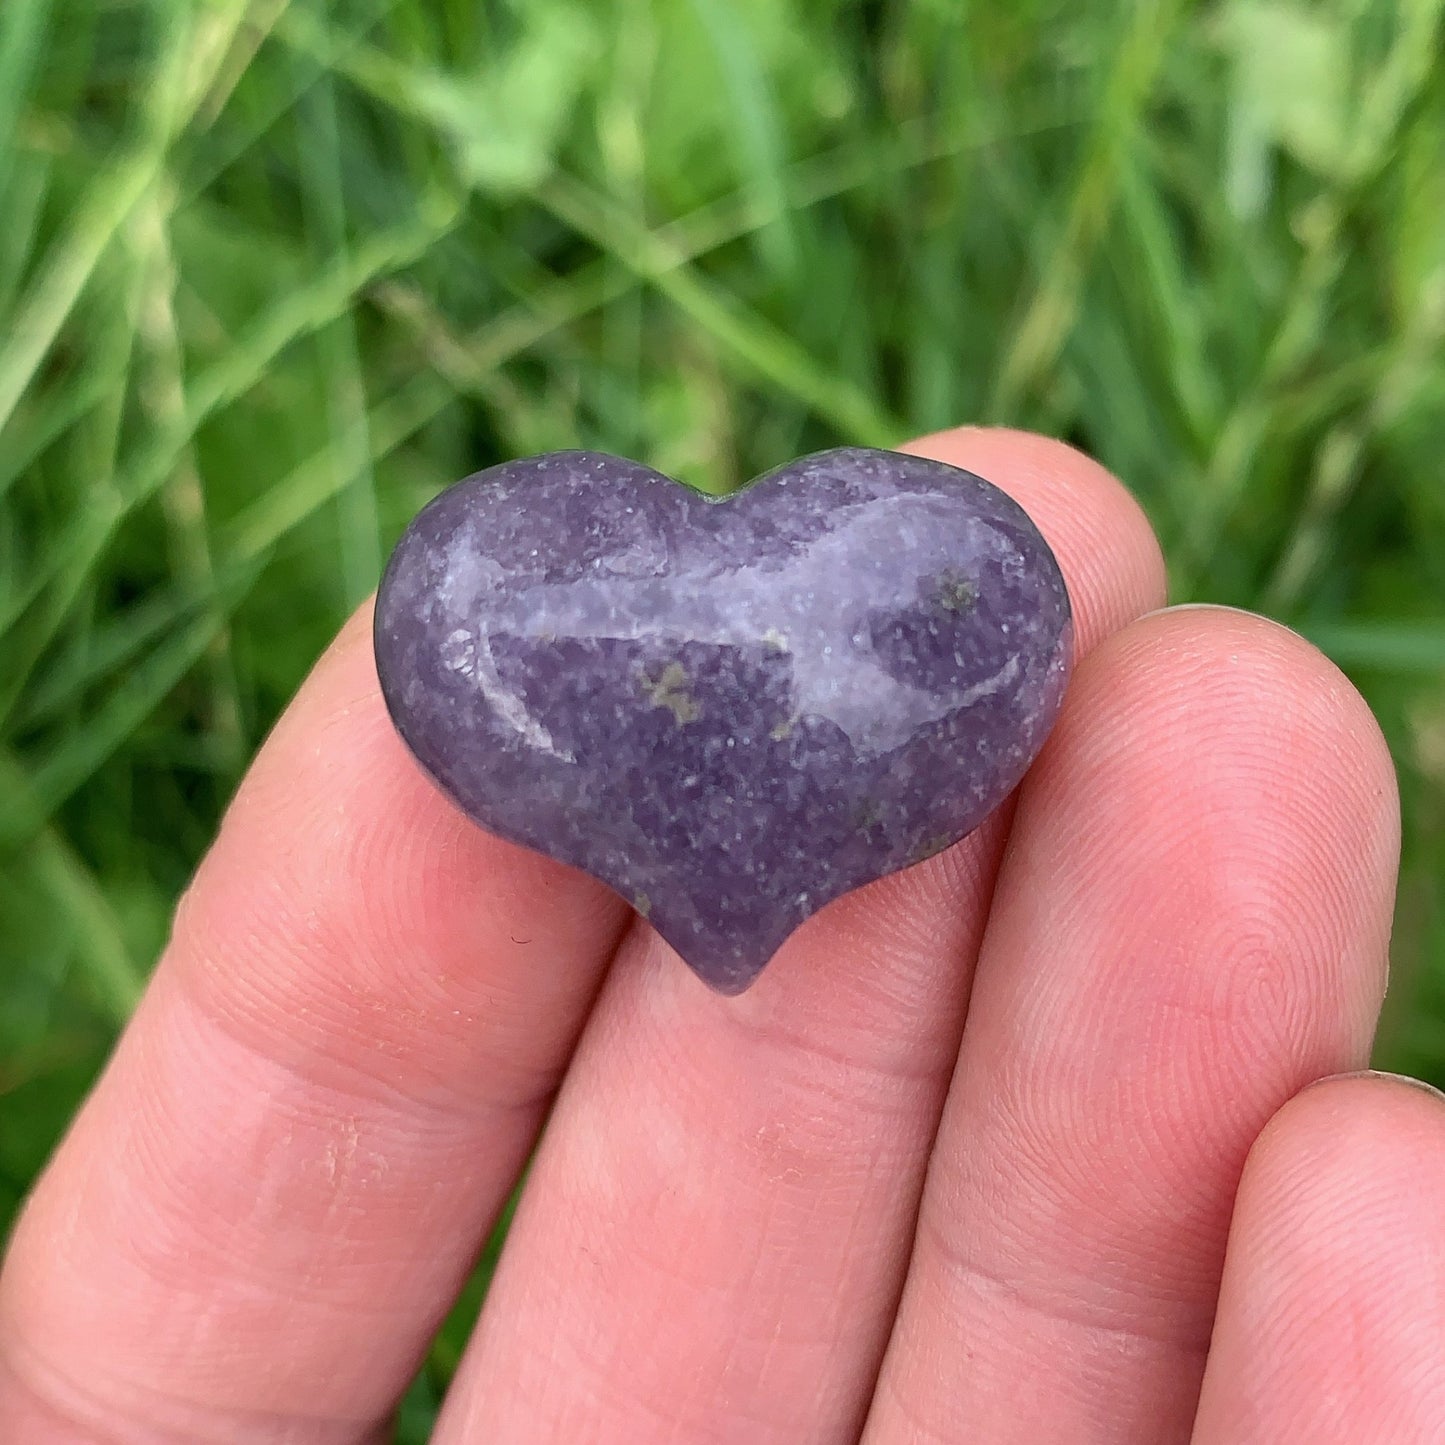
[1,0,1443,1433]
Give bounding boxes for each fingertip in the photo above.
[1193,1071,1445,1442]
[1253,1069,1445,1193]
[1041,605,1401,904]
[1239,1069,1445,1280]
[980,601,1400,1228]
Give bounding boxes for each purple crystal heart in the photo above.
[374,448,1072,994]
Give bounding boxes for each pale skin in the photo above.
[1,427,1442,1444]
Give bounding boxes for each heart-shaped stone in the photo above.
[374,448,1072,994]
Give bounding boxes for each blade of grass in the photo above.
[286,14,912,442]
[179,0,402,207]
[538,172,903,446]
[293,51,382,608]
[1179,0,1445,588]
[17,586,217,730]
[0,195,460,691]
[20,371,455,732]
[683,0,797,277]
[450,97,1084,393]
[371,282,532,415]
[987,0,1183,421]
[1264,285,1445,614]
[0,0,53,205]
[594,0,656,457]
[0,371,112,504]
[0,603,238,852]
[0,238,150,733]
[0,149,54,319]
[117,192,459,524]
[133,186,246,766]
[1304,620,1445,674]
[31,826,145,1023]
[0,752,145,1022]
[222,372,455,559]
[196,0,297,128]
[0,0,255,446]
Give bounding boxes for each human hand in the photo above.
[1,429,1437,1444]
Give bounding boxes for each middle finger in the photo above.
[435,429,1166,1443]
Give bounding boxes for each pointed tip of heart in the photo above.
[640,905,791,997]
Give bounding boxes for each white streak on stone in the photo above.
[471,632,574,761]
[476,494,1017,757]
[440,534,575,760]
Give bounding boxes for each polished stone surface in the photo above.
[374,448,1073,993]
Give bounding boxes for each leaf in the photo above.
[409,6,599,196]
[1221,0,1353,203]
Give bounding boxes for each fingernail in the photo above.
[1306,1068,1445,1103]
[1144,602,1257,617]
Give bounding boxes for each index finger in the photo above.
[0,604,634,1441]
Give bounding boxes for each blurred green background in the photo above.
[1,0,1443,1431]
